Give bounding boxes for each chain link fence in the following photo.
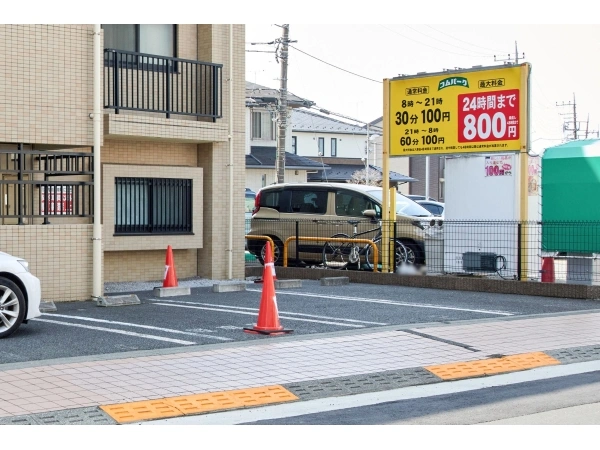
[245,218,600,286]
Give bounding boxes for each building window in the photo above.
[115,177,192,234]
[251,111,276,140]
[102,25,176,57]
[292,136,297,154]
[318,137,325,156]
[331,138,337,157]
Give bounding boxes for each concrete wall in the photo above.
[246,169,307,193]
[294,132,367,159]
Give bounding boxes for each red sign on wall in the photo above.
[458,89,520,143]
[41,186,73,215]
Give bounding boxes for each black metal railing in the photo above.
[0,148,93,224]
[115,177,192,235]
[104,49,223,120]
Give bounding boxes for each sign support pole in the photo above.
[519,63,532,281]
[382,79,391,273]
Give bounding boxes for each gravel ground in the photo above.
[104,276,256,293]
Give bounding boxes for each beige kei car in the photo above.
[247,182,433,268]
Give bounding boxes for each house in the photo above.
[369,117,445,200]
[245,147,329,192]
[0,24,246,301]
[244,83,416,192]
[292,110,415,188]
[291,108,370,159]
[306,157,415,189]
[245,82,329,191]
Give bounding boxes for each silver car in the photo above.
[247,182,433,267]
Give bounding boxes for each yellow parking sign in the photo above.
[388,64,530,156]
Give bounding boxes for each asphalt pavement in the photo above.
[2,276,600,426]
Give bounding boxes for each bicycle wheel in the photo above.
[322,233,352,270]
[365,239,408,270]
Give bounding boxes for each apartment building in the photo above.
[0,24,246,301]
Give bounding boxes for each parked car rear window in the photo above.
[259,189,283,210]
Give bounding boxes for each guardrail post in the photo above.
[295,221,300,267]
[517,222,522,281]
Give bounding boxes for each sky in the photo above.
[9,1,600,158]
[245,21,600,156]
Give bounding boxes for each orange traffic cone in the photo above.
[541,257,555,283]
[254,241,277,284]
[244,241,292,336]
[163,245,179,288]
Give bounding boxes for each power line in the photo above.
[379,24,494,58]
[288,44,382,83]
[404,25,491,56]
[424,25,507,54]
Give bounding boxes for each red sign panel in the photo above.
[458,89,520,143]
[41,186,73,215]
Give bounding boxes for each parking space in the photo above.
[4,279,600,365]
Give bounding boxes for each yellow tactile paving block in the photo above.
[100,400,182,424]
[425,352,561,380]
[100,385,299,424]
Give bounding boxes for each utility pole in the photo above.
[556,93,579,141]
[494,41,525,64]
[583,114,599,139]
[276,24,290,184]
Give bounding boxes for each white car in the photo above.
[0,251,41,338]
[416,200,445,218]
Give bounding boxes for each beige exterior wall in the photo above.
[0,24,247,299]
[0,25,94,147]
[105,114,229,143]
[0,225,94,301]
[104,249,197,283]
[195,25,246,281]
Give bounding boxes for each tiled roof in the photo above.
[246,146,329,170]
[245,81,314,108]
[306,162,415,184]
[291,108,368,134]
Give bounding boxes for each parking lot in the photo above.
[4,278,600,365]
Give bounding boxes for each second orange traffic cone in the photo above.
[163,245,179,288]
[244,241,292,336]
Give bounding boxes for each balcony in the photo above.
[104,49,223,121]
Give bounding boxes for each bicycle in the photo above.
[322,217,410,270]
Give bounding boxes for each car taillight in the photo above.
[253,191,261,214]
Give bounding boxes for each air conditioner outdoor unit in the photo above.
[462,252,498,272]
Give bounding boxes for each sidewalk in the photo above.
[2,309,600,425]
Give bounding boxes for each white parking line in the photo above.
[152,302,366,328]
[44,313,232,341]
[246,289,514,316]
[33,318,197,345]
[147,298,387,325]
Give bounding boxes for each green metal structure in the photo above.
[541,139,600,253]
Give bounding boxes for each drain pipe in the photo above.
[92,24,103,300]
[227,24,234,279]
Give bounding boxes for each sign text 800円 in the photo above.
[458,89,519,143]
